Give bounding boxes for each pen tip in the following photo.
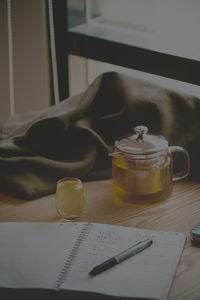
[89,270,95,276]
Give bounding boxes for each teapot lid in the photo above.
[115,125,168,155]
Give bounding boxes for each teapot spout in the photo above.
[108,149,121,157]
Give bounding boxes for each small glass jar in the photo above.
[56,177,86,220]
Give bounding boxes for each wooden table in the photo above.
[1,178,200,300]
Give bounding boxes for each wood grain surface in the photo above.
[0,178,200,300]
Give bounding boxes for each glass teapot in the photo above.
[110,125,190,205]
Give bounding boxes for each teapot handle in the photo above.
[169,146,190,181]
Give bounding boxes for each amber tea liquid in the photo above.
[112,154,173,206]
[56,178,86,220]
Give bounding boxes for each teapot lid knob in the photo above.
[134,125,148,142]
[115,125,168,155]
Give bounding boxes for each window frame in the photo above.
[51,0,200,101]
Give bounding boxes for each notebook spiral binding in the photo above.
[54,223,93,290]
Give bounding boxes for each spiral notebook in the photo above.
[0,222,186,300]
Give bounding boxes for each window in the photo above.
[52,0,200,100]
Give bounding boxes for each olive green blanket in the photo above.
[0,72,200,199]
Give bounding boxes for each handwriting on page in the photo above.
[74,227,155,273]
[67,225,184,277]
[59,223,186,300]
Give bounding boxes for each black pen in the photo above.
[89,238,153,276]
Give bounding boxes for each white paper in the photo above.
[0,222,81,289]
[61,223,186,300]
[0,222,186,300]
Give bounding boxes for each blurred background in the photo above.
[1,0,200,122]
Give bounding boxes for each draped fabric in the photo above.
[0,72,200,199]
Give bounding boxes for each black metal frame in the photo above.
[50,0,69,101]
[52,0,200,101]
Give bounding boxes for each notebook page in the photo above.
[0,222,82,289]
[61,223,186,300]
